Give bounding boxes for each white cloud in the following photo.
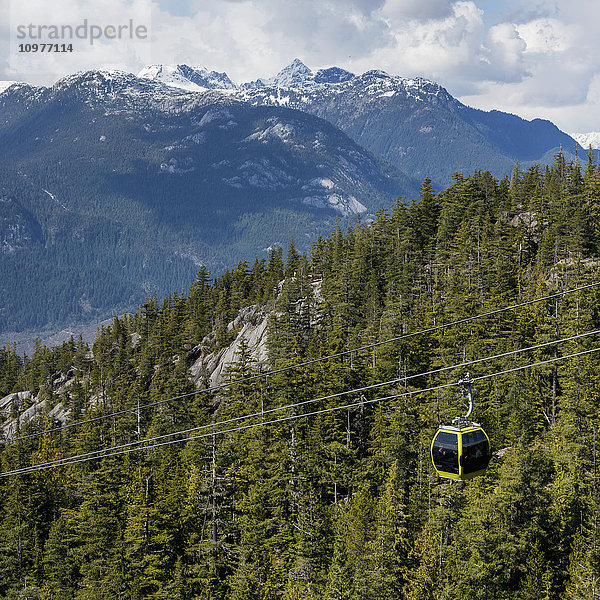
[4,0,152,84]
[482,22,527,83]
[146,0,394,82]
[456,2,600,131]
[517,18,577,53]
[398,1,484,68]
[2,0,600,132]
[0,0,493,86]
[363,1,529,92]
[349,1,486,88]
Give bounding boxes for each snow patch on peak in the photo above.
[0,81,18,94]
[57,69,132,86]
[272,59,313,87]
[137,64,236,91]
[314,67,355,84]
[360,69,391,80]
[571,132,600,150]
[137,64,195,89]
[51,69,144,97]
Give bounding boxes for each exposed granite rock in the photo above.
[0,391,32,417]
[0,386,71,441]
[190,305,269,387]
[2,399,47,439]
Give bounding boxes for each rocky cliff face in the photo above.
[0,304,273,440]
[0,382,70,441]
[0,275,326,440]
[189,305,270,387]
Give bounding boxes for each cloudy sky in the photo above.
[1,0,598,133]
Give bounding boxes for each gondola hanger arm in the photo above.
[455,373,475,425]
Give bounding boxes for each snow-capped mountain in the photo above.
[233,60,582,185]
[0,68,412,332]
[0,81,17,94]
[138,64,236,92]
[242,58,355,89]
[138,59,582,185]
[239,60,450,103]
[571,132,600,150]
[0,61,590,334]
[0,68,405,217]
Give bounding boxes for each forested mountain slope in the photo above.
[0,70,409,333]
[1,154,600,598]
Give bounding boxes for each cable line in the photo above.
[3,345,599,478]
[6,329,599,453]
[7,281,600,443]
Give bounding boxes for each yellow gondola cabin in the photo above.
[431,423,491,480]
[431,374,492,481]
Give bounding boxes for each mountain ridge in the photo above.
[2,60,583,184]
[571,131,600,150]
[131,58,584,185]
[0,60,589,335]
[0,68,412,333]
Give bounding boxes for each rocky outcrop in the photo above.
[0,391,32,417]
[546,257,600,286]
[0,305,272,440]
[0,385,70,441]
[188,280,323,388]
[190,305,270,387]
[0,289,320,439]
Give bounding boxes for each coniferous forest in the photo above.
[2,153,600,598]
